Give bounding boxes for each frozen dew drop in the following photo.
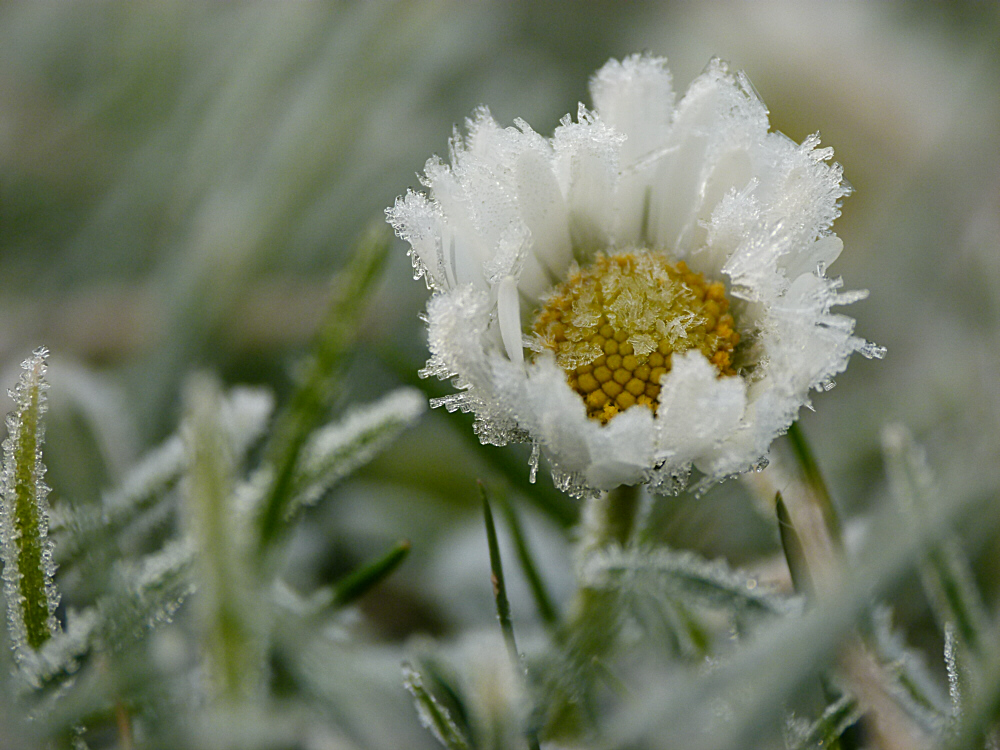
[860,342,887,360]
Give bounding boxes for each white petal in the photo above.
[424,158,489,289]
[655,351,746,472]
[583,406,656,490]
[514,146,573,280]
[552,106,624,256]
[496,276,524,367]
[646,61,728,251]
[494,356,592,477]
[424,286,496,387]
[386,190,448,290]
[649,61,768,254]
[591,54,675,246]
[591,54,674,167]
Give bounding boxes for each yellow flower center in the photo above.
[531,250,740,423]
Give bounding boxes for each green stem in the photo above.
[567,484,642,669]
[580,485,641,554]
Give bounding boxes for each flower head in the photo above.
[388,55,882,497]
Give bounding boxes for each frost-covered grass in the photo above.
[1,3,999,749]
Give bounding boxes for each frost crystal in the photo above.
[388,54,879,495]
[0,347,61,668]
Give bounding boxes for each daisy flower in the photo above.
[387,54,882,497]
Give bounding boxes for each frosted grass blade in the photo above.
[16,608,98,693]
[786,695,862,750]
[403,661,471,750]
[606,468,994,750]
[183,375,260,701]
[787,421,844,548]
[869,606,950,734]
[581,545,796,617]
[882,424,990,657]
[776,492,814,598]
[481,485,519,665]
[0,347,61,663]
[481,485,541,750]
[57,386,272,570]
[288,387,425,514]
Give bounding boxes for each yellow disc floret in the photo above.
[532,251,740,423]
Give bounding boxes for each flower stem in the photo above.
[568,485,641,669]
[578,485,641,561]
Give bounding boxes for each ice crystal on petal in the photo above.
[389,54,879,495]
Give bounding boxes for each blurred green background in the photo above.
[1,0,998,725]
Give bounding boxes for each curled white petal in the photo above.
[496,276,524,368]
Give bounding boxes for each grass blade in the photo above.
[581,545,796,617]
[881,424,991,657]
[776,492,814,598]
[1,347,60,661]
[288,387,425,514]
[257,222,390,554]
[787,421,843,548]
[501,498,559,628]
[183,374,260,701]
[331,540,411,609]
[402,661,471,750]
[481,483,518,664]
[787,695,862,750]
[482,483,541,750]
